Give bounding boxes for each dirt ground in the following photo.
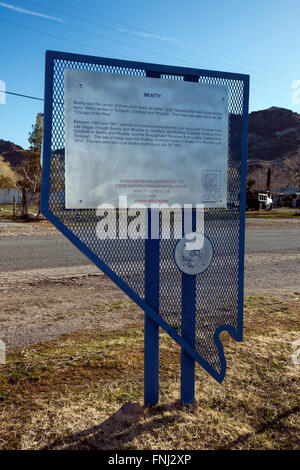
[0,295,299,450]
[0,218,299,450]
[0,217,299,348]
[0,274,145,348]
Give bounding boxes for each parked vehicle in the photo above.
[246,191,273,210]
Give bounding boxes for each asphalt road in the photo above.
[0,224,299,272]
[0,220,299,350]
[245,228,300,253]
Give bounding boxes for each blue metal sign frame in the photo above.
[41,50,249,405]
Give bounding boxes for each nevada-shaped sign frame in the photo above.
[41,50,249,404]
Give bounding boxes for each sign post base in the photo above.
[144,313,159,407]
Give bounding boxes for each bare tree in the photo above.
[18,113,43,218]
[17,150,41,218]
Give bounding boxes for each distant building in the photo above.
[272,184,300,208]
[0,188,22,205]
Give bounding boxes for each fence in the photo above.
[0,189,22,205]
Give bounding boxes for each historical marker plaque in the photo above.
[42,50,249,405]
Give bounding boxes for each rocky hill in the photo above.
[247,107,300,190]
[1,106,300,190]
[0,139,24,169]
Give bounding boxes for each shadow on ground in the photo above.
[41,402,300,450]
[42,401,185,450]
[219,405,300,450]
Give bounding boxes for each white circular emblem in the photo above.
[174,233,213,276]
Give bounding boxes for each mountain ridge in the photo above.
[0,139,25,168]
[1,106,300,190]
[247,106,300,189]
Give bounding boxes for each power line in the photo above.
[22,0,295,94]
[49,0,298,83]
[0,18,291,103]
[0,89,43,101]
[0,17,133,60]
[1,0,295,98]
[0,83,288,108]
[0,84,290,110]
[19,0,234,72]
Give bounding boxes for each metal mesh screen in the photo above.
[43,51,248,380]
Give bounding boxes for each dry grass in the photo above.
[0,295,299,450]
[0,204,16,219]
[246,210,298,218]
[0,203,42,220]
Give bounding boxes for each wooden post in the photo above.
[13,195,16,219]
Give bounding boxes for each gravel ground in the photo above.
[0,218,299,348]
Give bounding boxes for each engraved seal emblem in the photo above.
[174,233,213,276]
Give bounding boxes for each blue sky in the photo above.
[0,0,300,148]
